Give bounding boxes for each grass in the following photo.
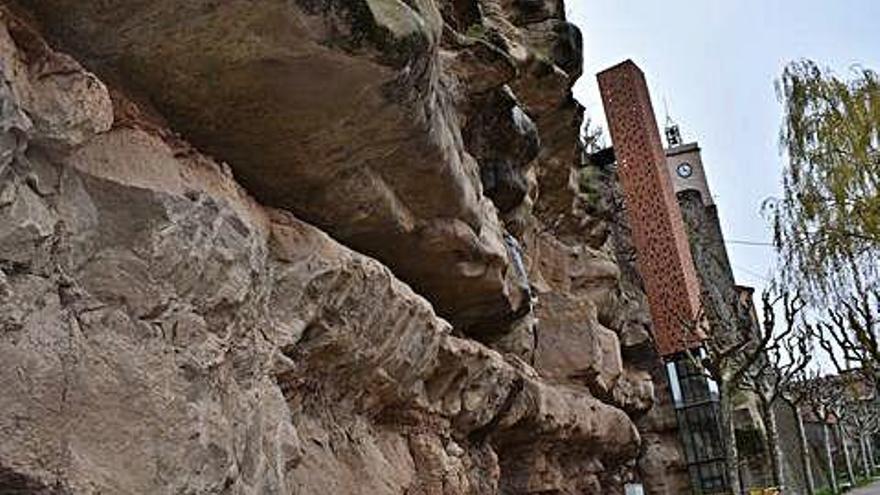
[815,474,880,494]
[464,24,487,41]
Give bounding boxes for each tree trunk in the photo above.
[824,422,839,494]
[860,434,871,478]
[868,435,876,472]
[760,398,785,490]
[791,402,816,495]
[720,382,743,495]
[837,422,856,487]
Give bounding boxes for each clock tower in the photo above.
[665,135,715,207]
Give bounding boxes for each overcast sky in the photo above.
[567,0,880,298]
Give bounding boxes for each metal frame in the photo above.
[667,352,729,494]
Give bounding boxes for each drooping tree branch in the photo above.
[769,60,880,301]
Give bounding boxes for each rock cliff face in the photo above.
[0,2,662,494]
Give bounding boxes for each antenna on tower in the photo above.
[663,97,683,147]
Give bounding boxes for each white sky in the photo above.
[567,0,880,301]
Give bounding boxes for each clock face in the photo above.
[677,162,693,178]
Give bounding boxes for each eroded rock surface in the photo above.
[0,1,667,494]
[14,0,521,331]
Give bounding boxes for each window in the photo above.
[673,358,713,406]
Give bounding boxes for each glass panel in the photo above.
[667,362,683,405]
[707,376,719,398]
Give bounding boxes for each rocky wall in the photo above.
[0,1,665,493]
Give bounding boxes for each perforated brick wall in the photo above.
[597,60,702,356]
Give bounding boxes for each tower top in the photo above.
[665,116,683,147]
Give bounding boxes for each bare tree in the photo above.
[815,293,880,487]
[807,369,860,489]
[680,289,786,495]
[818,288,880,383]
[800,372,842,493]
[803,286,880,490]
[739,291,812,492]
[789,367,834,494]
[827,376,870,487]
[840,395,880,480]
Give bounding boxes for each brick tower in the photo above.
[597,60,702,356]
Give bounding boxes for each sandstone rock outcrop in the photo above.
[0,1,668,493]
[14,0,524,332]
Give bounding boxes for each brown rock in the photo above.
[0,2,659,494]
[0,12,112,151]
[13,0,525,331]
[612,367,656,415]
[534,292,623,396]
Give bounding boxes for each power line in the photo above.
[724,239,775,247]
[730,262,774,283]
